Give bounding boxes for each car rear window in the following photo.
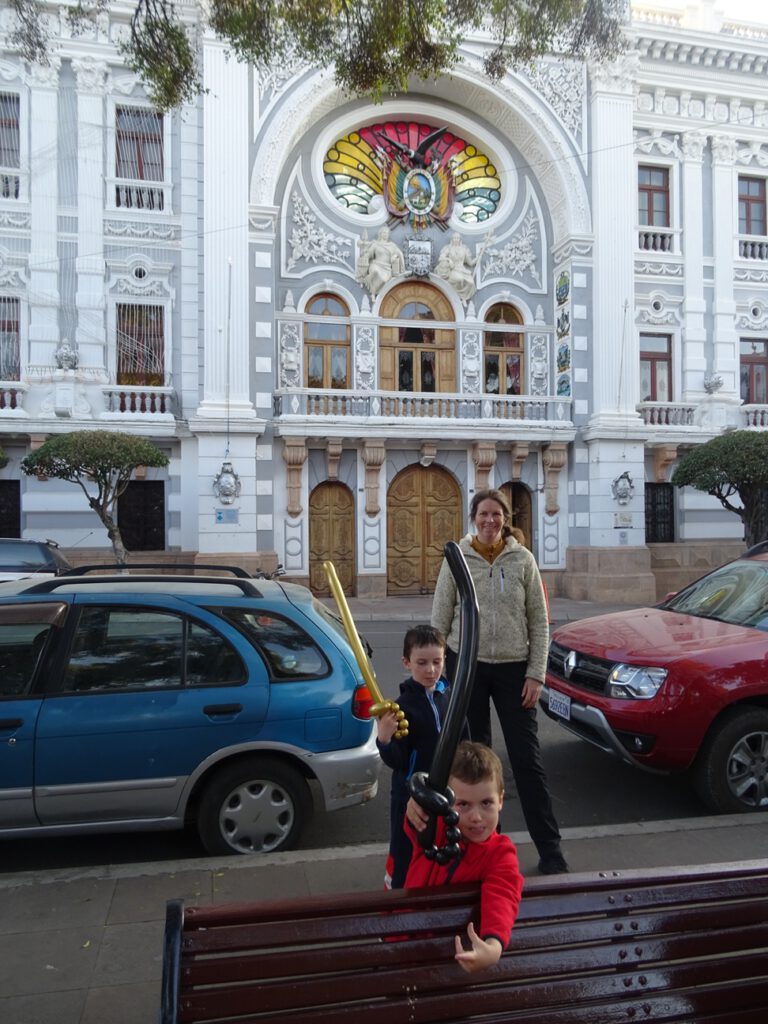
[0,541,58,572]
[665,559,768,631]
[218,608,329,679]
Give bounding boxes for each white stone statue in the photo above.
[54,338,78,371]
[356,227,405,298]
[434,232,478,303]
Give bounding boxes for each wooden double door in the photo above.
[387,465,462,596]
[309,482,355,596]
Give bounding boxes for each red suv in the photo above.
[541,542,768,813]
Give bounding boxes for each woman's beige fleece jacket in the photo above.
[431,534,549,682]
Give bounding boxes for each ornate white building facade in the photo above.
[0,1,766,600]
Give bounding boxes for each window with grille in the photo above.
[304,293,350,389]
[0,93,20,200]
[115,106,164,210]
[645,483,674,544]
[116,304,165,386]
[484,303,524,396]
[739,177,766,236]
[640,334,671,403]
[0,297,20,381]
[740,339,768,404]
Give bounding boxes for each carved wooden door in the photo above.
[387,466,461,595]
[502,482,533,551]
[309,482,355,596]
[117,481,165,551]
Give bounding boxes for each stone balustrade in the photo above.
[100,385,175,419]
[637,401,697,426]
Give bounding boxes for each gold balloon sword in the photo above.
[323,560,408,739]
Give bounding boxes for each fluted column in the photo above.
[680,132,708,398]
[587,55,641,429]
[27,59,61,368]
[197,38,254,418]
[710,135,739,397]
[73,58,108,372]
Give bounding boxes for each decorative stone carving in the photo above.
[681,132,707,162]
[104,220,178,240]
[509,443,530,482]
[326,440,343,481]
[404,238,433,277]
[653,445,678,483]
[213,461,241,505]
[72,57,108,93]
[27,56,61,88]
[278,322,301,388]
[634,130,681,159]
[710,135,738,165]
[434,233,480,303]
[362,440,386,517]
[419,442,437,468]
[354,325,376,391]
[704,373,724,394]
[282,438,307,517]
[611,472,634,505]
[480,212,540,286]
[287,192,352,271]
[54,338,78,370]
[460,330,482,394]
[258,46,309,104]
[529,335,550,396]
[589,51,639,96]
[0,248,27,290]
[542,443,567,516]
[635,262,683,277]
[515,58,585,142]
[472,442,497,492]
[356,227,404,298]
[736,300,768,331]
[736,142,768,168]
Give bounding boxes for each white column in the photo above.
[27,59,61,368]
[197,38,255,419]
[587,55,641,429]
[72,58,108,372]
[680,132,708,398]
[710,135,739,398]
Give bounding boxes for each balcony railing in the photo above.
[275,388,571,423]
[637,401,696,426]
[109,177,169,213]
[0,171,21,200]
[0,380,28,415]
[637,227,675,253]
[738,237,768,260]
[100,385,175,419]
[741,404,768,427]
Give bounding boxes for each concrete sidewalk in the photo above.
[2,812,768,1024]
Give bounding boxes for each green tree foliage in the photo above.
[671,431,768,549]
[21,431,169,564]
[11,0,625,110]
[0,445,8,471]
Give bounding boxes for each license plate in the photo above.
[548,689,571,721]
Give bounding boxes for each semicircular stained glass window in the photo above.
[323,122,502,226]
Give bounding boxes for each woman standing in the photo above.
[431,488,568,875]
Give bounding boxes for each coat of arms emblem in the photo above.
[404,238,433,277]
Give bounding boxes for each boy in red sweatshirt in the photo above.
[405,741,524,974]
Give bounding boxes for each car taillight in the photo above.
[352,684,375,720]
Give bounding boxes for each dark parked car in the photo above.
[542,542,768,813]
[0,538,71,581]
[0,566,380,854]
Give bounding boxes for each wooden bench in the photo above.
[160,858,768,1024]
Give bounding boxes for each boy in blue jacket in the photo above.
[376,624,468,888]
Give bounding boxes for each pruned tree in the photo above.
[671,431,768,549]
[10,0,625,110]
[21,431,169,564]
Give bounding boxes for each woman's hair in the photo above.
[469,489,513,539]
[450,741,504,797]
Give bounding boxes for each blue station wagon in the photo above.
[0,567,380,854]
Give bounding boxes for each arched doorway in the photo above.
[387,465,462,595]
[501,481,533,551]
[309,482,355,596]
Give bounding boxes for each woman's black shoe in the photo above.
[538,851,569,875]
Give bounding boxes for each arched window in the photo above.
[304,293,350,389]
[484,303,524,396]
[379,284,455,394]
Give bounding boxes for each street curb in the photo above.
[2,810,765,890]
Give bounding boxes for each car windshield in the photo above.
[665,559,768,632]
[0,541,53,571]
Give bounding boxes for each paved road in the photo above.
[0,617,712,873]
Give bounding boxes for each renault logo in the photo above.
[563,650,577,680]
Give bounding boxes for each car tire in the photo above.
[197,758,311,855]
[693,708,768,813]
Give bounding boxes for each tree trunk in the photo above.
[99,507,128,564]
[743,486,768,549]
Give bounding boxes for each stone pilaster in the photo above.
[73,58,108,371]
[282,438,307,517]
[710,135,739,398]
[542,443,567,516]
[680,132,708,398]
[27,59,61,367]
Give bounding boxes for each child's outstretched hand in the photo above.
[454,922,502,974]
[376,709,400,744]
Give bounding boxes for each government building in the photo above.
[0,1,766,600]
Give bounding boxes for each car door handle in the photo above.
[0,718,23,729]
[202,704,242,716]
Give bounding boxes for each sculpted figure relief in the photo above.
[434,233,478,303]
[356,227,405,298]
